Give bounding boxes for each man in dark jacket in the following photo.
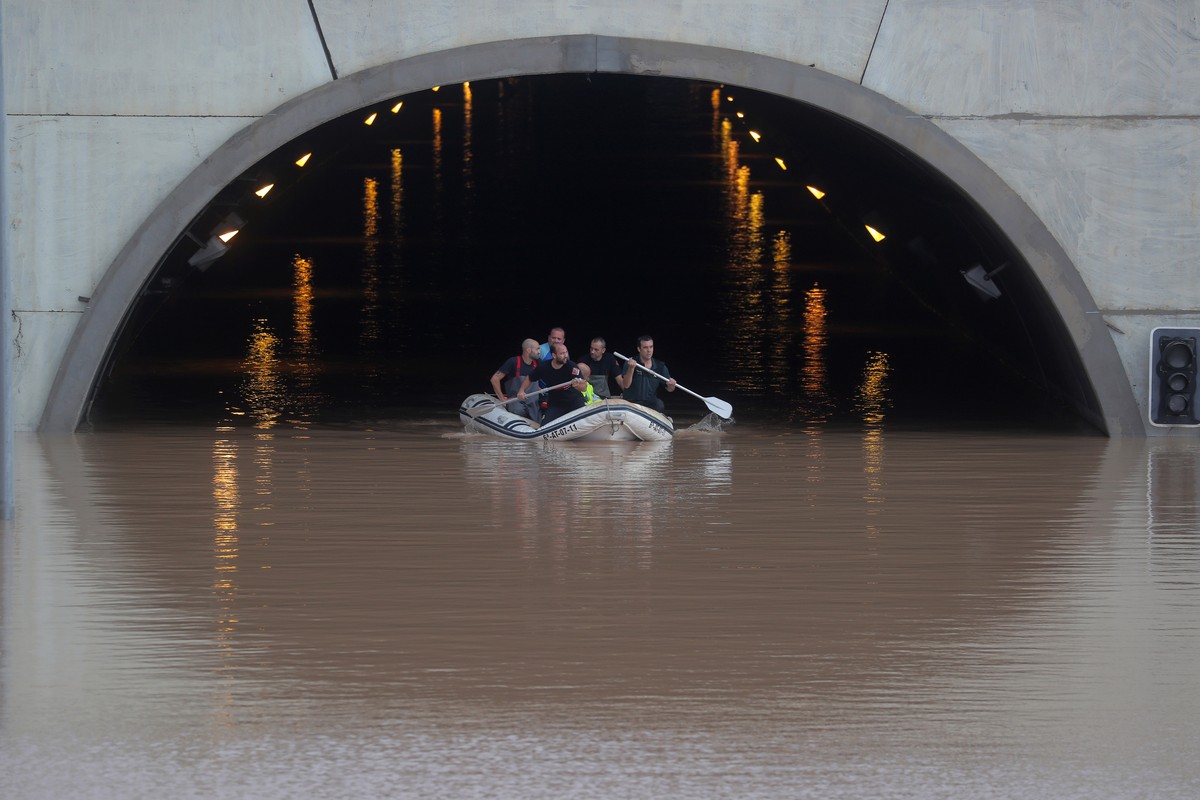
[617,335,676,412]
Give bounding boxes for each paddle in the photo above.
[492,381,576,410]
[614,352,733,418]
[464,379,579,420]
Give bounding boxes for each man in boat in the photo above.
[489,338,541,421]
[536,327,565,362]
[517,342,588,423]
[583,336,621,399]
[617,335,677,412]
[537,327,592,381]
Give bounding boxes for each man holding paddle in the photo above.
[518,342,589,423]
[489,338,541,421]
[617,336,676,412]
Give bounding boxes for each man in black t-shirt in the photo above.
[518,343,587,423]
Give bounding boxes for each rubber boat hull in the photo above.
[459,395,673,441]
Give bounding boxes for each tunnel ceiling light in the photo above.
[774,157,788,171]
[255,183,274,198]
[214,213,244,243]
[391,101,404,113]
[806,185,826,200]
[431,85,440,92]
[736,111,745,119]
[749,130,762,142]
[726,95,734,102]
[188,213,244,270]
[364,112,378,126]
[295,152,312,167]
[863,211,888,243]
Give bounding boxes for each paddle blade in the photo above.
[704,396,733,419]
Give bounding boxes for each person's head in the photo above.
[551,342,569,366]
[521,338,539,359]
[589,337,606,360]
[547,327,566,348]
[636,335,655,360]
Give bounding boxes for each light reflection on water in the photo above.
[3,426,1199,798]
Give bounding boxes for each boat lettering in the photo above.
[545,424,578,439]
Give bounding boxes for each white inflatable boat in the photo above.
[458,394,674,441]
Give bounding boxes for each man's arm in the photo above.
[659,361,677,392]
[490,371,507,398]
[616,358,636,390]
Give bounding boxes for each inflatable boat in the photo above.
[458,394,674,441]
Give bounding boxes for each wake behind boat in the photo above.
[459,394,674,441]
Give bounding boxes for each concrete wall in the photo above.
[4,1,1199,435]
[868,2,1200,434]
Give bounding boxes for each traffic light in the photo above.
[1149,327,1199,426]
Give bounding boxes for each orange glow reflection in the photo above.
[798,284,834,424]
[293,255,314,354]
[211,435,240,685]
[239,318,282,430]
[432,107,443,189]
[390,148,405,236]
[856,351,891,523]
[717,113,770,394]
[291,255,319,420]
[463,81,474,192]
[856,350,891,426]
[361,178,381,347]
[769,230,794,378]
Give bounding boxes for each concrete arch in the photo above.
[40,35,1142,434]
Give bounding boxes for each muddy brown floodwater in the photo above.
[3,422,1199,799]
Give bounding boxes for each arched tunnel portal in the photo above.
[42,37,1133,434]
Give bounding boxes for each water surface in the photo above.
[4,423,1198,798]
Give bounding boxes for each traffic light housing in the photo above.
[1149,327,1199,426]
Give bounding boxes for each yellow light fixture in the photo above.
[364,112,378,126]
[865,224,886,243]
[736,111,745,119]
[774,157,788,171]
[806,185,826,200]
[463,81,470,88]
[255,183,274,198]
[726,95,734,102]
[188,213,243,269]
[391,101,404,113]
[749,130,762,142]
[431,85,440,92]
[295,152,312,167]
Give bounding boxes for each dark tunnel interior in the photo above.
[89,73,1103,434]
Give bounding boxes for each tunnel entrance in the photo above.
[86,73,1102,433]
